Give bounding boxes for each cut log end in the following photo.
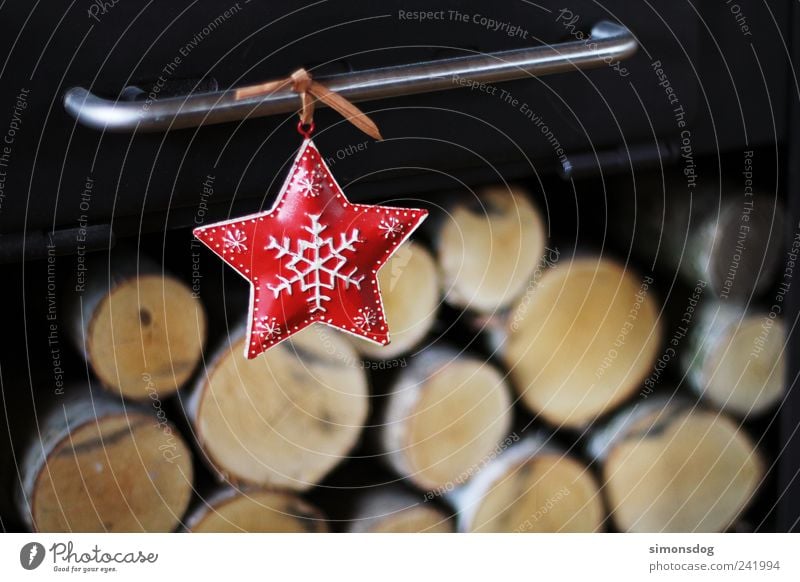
[707,199,785,300]
[354,241,440,359]
[347,487,452,533]
[381,352,513,491]
[438,186,546,313]
[505,258,661,427]
[30,412,193,532]
[364,506,451,533]
[700,316,786,417]
[86,274,207,400]
[449,438,604,533]
[192,326,369,490]
[186,489,327,533]
[603,406,764,532]
[471,455,603,533]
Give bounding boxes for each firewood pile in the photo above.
[5,178,785,533]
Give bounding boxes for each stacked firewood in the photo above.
[11,178,785,533]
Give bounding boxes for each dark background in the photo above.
[0,0,797,532]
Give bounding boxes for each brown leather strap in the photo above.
[235,68,383,140]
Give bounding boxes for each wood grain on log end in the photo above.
[190,326,369,490]
[449,438,604,532]
[690,310,785,417]
[185,488,327,533]
[381,350,513,491]
[705,197,784,300]
[354,241,440,359]
[438,186,546,313]
[85,274,206,400]
[505,257,661,427]
[601,405,764,532]
[28,411,193,532]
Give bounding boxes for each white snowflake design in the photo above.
[353,308,377,330]
[222,228,248,253]
[254,316,282,340]
[378,216,403,239]
[291,167,326,197]
[266,214,365,313]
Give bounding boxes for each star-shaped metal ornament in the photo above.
[194,139,428,359]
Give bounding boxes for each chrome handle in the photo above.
[63,21,637,133]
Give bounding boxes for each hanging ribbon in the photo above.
[234,68,383,141]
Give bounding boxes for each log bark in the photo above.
[379,347,513,491]
[352,241,440,359]
[501,256,662,427]
[682,301,785,417]
[447,435,604,532]
[64,253,207,400]
[188,325,369,491]
[589,397,765,532]
[614,174,784,300]
[437,185,546,313]
[346,485,452,533]
[16,387,193,532]
[184,486,327,532]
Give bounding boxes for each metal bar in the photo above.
[63,21,637,133]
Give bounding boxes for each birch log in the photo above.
[448,436,604,532]
[188,325,368,491]
[682,301,785,417]
[617,175,784,300]
[184,487,327,532]
[437,186,546,313]
[590,397,764,532]
[379,348,513,491]
[16,387,193,532]
[65,255,207,400]
[353,241,440,359]
[346,486,452,533]
[502,256,662,427]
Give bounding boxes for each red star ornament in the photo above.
[194,139,428,359]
